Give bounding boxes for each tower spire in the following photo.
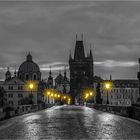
[69,49,72,60]
[89,44,93,59]
[110,74,112,81]
[49,65,52,76]
[14,65,17,77]
[64,65,67,80]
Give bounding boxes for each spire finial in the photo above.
[69,49,72,60]
[49,65,52,76]
[27,52,32,61]
[14,65,17,77]
[110,74,112,81]
[89,44,93,59]
[64,65,67,80]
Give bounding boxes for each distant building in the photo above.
[55,69,70,94]
[69,35,94,104]
[101,80,140,106]
[45,68,55,104]
[0,53,41,110]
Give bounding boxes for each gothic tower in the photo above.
[69,35,94,104]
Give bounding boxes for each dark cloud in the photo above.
[0,1,140,80]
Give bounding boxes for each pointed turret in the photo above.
[49,65,52,76]
[89,44,93,59]
[74,34,85,60]
[69,50,72,60]
[110,74,112,81]
[14,66,17,77]
[5,67,11,80]
[63,66,67,81]
[26,52,32,61]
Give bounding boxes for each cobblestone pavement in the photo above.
[0,105,140,139]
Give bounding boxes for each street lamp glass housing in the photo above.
[104,82,112,90]
[24,80,37,91]
[29,84,34,89]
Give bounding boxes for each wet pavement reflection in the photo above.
[0,105,140,139]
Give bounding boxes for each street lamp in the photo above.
[104,82,112,105]
[28,83,35,104]
[68,98,71,104]
[90,92,93,96]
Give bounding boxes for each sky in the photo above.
[0,0,140,80]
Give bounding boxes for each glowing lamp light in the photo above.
[105,83,110,89]
[63,96,66,99]
[51,93,54,97]
[29,84,34,89]
[47,92,50,95]
[68,98,71,104]
[90,92,93,96]
[58,94,60,98]
[85,93,89,99]
[55,94,57,97]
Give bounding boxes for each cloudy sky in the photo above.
[0,0,140,80]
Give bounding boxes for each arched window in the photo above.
[26,74,29,80]
[33,74,36,80]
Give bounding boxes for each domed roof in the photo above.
[18,53,40,72]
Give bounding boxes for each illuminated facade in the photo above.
[101,80,140,106]
[0,53,41,110]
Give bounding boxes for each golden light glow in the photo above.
[29,84,34,89]
[51,93,54,97]
[85,93,89,99]
[58,94,60,98]
[105,84,110,89]
[24,80,37,91]
[83,87,95,101]
[68,98,71,104]
[47,92,50,95]
[63,96,66,99]
[104,82,112,90]
[90,92,93,96]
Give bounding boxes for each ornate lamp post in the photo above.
[104,82,112,105]
[29,83,34,104]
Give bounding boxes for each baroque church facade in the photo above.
[69,36,94,104]
[0,53,41,111]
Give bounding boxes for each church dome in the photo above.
[18,53,40,72]
[18,53,41,81]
